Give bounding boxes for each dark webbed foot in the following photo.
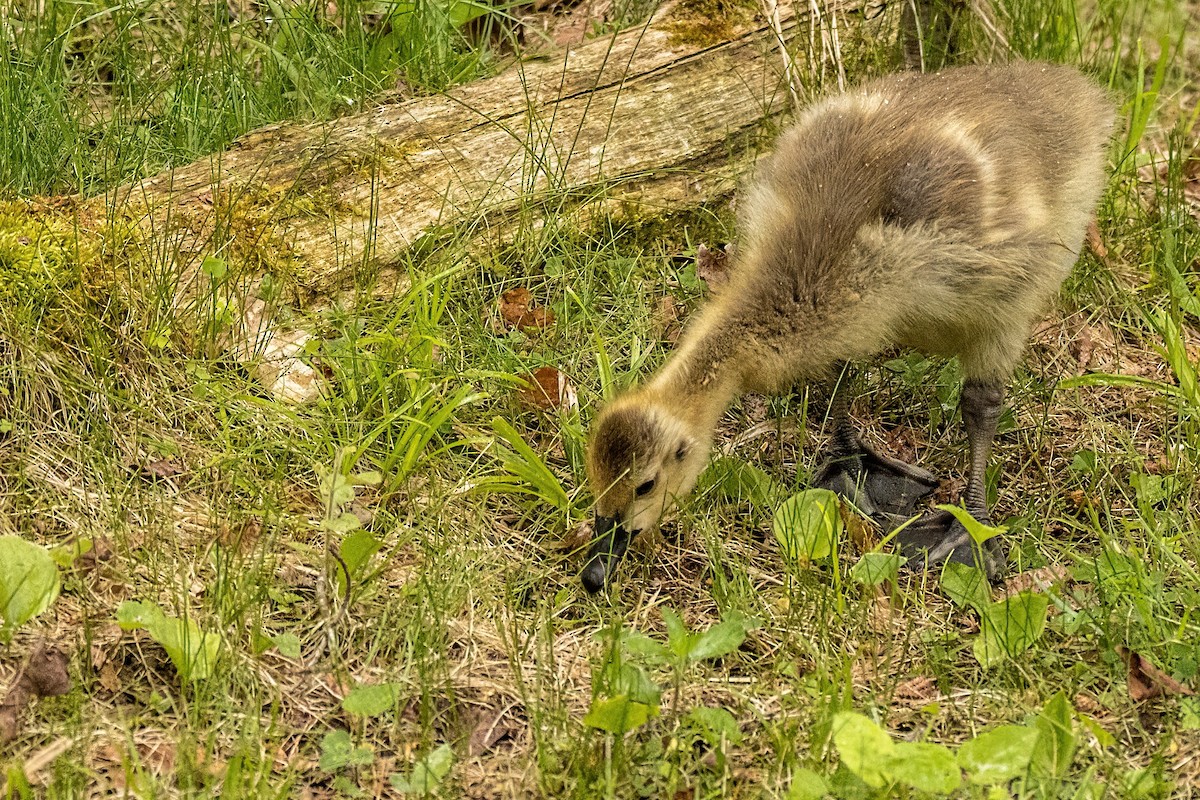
[895,510,1005,580]
[814,443,939,521]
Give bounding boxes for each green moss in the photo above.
[662,0,759,47]
[0,200,95,313]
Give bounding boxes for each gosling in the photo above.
[582,62,1115,593]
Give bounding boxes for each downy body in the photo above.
[584,62,1115,590]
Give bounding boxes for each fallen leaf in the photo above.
[468,705,520,756]
[893,675,939,703]
[564,518,593,551]
[696,243,733,289]
[1065,489,1092,512]
[883,426,924,464]
[136,458,186,480]
[499,288,555,332]
[518,367,577,411]
[0,644,72,744]
[1118,646,1196,701]
[1085,219,1109,264]
[842,509,876,551]
[140,737,177,776]
[652,295,683,343]
[98,663,121,693]
[76,536,113,574]
[1002,565,1070,598]
[1070,324,1097,374]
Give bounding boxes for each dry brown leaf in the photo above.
[565,518,593,552]
[1118,646,1196,701]
[140,738,177,776]
[1085,219,1109,263]
[696,243,732,289]
[652,295,683,343]
[843,510,876,552]
[98,663,121,693]
[468,705,520,756]
[1065,489,1092,513]
[498,288,556,332]
[518,367,578,411]
[0,644,72,744]
[137,458,186,480]
[893,675,939,703]
[1002,565,1070,598]
[1071,324,1098,374]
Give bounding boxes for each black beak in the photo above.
[581,514,635,593]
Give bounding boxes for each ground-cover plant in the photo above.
[2,0,1200,796]
[0,537,61,644]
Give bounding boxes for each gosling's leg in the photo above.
[897,380,1006,578]
[813,364,938,520]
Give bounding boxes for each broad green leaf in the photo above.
[785,767,830,800]
[887,741,961,794]
[686,706,743,746]
[688,613,759,662]
[351,470,383,487]
[340,530,382,575]
[322,512,362,534]
[973,591,1050,667]
[1069,450,1097,473]
[609,663,661,706]
[1031,691,1076,780]
[1181,697,1200,731]
[116,600,220,681]
[49,538,92,568]
[0,536,61,632]
[343,683,401,717]
[1079,713,1115,749]
[583,695,658,735]
[661,608,692,659]
[850,552,903,586]
[319,729,374,772]
[1124,765,1172,799]
[200,255,227,279]
[940,561,991,612]
[958,725,1038,785]
[615,629,671,663]
[703,457,781,507]
[773,489,842,562]
[831,711,895,788]
[390,743,454,794]
[336,530,383,595]
[272,633,302,659]
[935,504,1006,544]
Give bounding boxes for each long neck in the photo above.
[644,320,745,440]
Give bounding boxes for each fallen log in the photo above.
[45,0,871,398]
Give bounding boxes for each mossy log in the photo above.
[106,0,873,287]
[41,0,868,399]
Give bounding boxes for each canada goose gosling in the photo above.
[582,62,1115,593]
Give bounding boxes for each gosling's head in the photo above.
[581,395,708,592]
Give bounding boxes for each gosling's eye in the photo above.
[634,479,656,498]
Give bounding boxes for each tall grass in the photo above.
[0,0,504,196]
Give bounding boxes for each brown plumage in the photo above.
[582,62,1116,592]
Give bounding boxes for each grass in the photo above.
[1,0,1200,797]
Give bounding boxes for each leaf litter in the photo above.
[0,643,71,744]
[1118,646,1197,702]
[497,287,556,333]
